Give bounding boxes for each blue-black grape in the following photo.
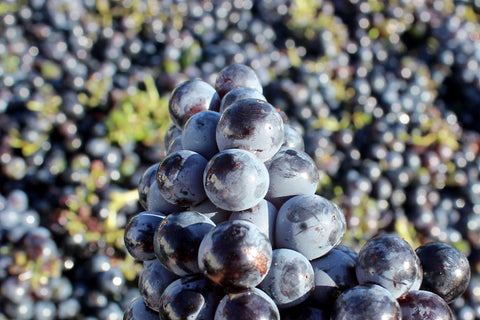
[229,199,277,244]
[169,80,217,129]
[282,123,305,151]
[416,241,471,303]
[203,148,269,211]
[181,110,221,160]
[265,147,319,208]
[153,210,215,276]
[124,211,166,261]
[138,163,159,210]
[332,284,401,320]
[219,86,266,114]
[159,274,223,320]
[190,199,231,224]
[198,219,272,292]
[146,180,186,214]
[138,259,178,312]
[216,98,285,162]
[355,234,422,298]
[274,194,346,260]
[124,296,159,320]
[309,245,358,309]
[258,248,315,308]
[214,288,280,320]
[214,64,263,99]
[156,150,208,207]
[398,290,454,320]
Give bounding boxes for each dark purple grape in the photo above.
[355,234,422,298]
[169,80,217,129]
[138,259,179,312]
[1,276,30,304]
[282,123,305,151]
[123,296,159,320]
[34,300,56,320]
[258,248,315,308]
[97,266,126,297]
[198,220,273,292]
[159,275,223,320]
[214,288,280,320]
[229,199,277,244]
[219,86,266,114]
[138,163,159,210]
[398,290,454,320]
[23,227,59,262]
[190,199,231,224]
[214,64,263,99]
[146,180,186,214]
[203,149,269,211]
[416,242,471,303]
[309,246,358,308]
[124,211,166,261]
[274,194,346,260]
[164,123,182,150]
[181,110,220,159]
[153,210,215,276]
[332,284,401,320]
[216,99,284,162]
[265,147,319,208]
[156,150,207,207]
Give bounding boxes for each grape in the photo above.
[198,220,273,292]
[164,124,182,150]
[124,211,165,261]
[123,296,159,320]
[274,194,346,260]
[309,246,358,309]
[282,123,305,151]
[229,199,277,244]
[169,80,217,129]
[332,284,401,320]
[146,180,186,214]
[156,150,208,207]
[398,290,454,320]
[355,234,422,298]
[265,147,319,208]
[153,210,215,276]
[214,64,263,99]
[159,275,223,320]
[216,98,285,162]
[181,110,221,159]
[97,266,126,297]
[138,163,160,210]
[203,148,269,211]
[416,242,471,303]
[214,288,280,320]
[258,248,315,308]
[190,199,231,224]
[219,86,266,114]
[138,259,178,312]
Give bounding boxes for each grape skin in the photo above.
[216,98,285,162]
[274,194,346,260]
[203,149,269,211]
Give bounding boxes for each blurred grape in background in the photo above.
[1,0,480,319]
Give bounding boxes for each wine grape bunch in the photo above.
[123,64,471,319]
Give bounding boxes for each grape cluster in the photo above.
[124,64,471,319]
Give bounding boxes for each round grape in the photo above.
[203,149,269,211]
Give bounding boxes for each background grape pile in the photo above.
[1,0,480,319]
